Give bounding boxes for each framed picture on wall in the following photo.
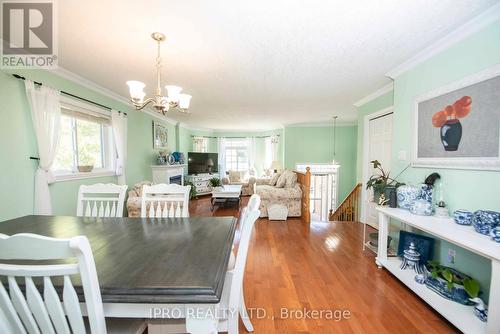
[412,64,500,170]
[153,121,168,149]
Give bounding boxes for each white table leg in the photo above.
[375,211,388,268]
[487,259,500,334]
[186,317,217,334]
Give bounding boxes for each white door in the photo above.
[365,112,393,228]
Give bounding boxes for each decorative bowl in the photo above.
[77,165,94,173]
[453,210,473,226]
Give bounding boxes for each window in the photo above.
[192,136,208,153]
[296,163,340,222]
[224,139,249,172]
[51,97,115,180]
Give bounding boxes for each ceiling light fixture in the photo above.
[126,32,192,115]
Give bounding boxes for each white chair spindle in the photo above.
[155,201,162,218]
[175,202,181,217]
[8,276,40,333]
[85,201,91,217]
[63,275,85,334]
[148,201,155,218]
[110,202,116,217]
[167,202,173,217]
[91,201,98,217]
[44,276,71,334]
[104,202,110,217]
[26,276,55,333]
[162,203,169,218]
[0,280,25,333]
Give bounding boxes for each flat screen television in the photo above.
[188,152,219,175]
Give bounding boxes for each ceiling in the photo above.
[58,0,498,130]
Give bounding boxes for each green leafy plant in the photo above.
[366,160,404,194]
[184,180,197,200]
[427,260,480,298]
[208,177,222,187]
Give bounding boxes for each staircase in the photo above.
[329,183,362,222]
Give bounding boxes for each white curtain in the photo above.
[247,137,257,176]
[111,110,128,185]
[25,80,61,215]
[271,135,279,162]
[218,137,227,177]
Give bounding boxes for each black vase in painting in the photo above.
[440,119,462,151]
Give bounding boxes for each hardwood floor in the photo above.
[189,196,458,334]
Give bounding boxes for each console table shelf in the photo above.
[375,206,500,334]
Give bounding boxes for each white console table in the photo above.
[151,164,186,185]
[376,206,500,334]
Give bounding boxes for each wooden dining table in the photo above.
[0,215,237,333]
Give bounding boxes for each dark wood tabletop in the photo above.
[0,215,237,304]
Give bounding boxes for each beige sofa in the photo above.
[255,170,302,218]
[221,171,256,196]
[126,181,152,217]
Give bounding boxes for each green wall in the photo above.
[354,19,500,302]
[0,69,177,220]
[390,20,500,301]
[283,125,358,202]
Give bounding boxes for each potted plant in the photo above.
[184,180,197,200]
[208,177,222,188]
[425,260,480,306]
[366,160,403,204]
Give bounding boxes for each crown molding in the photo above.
[50,67,178,126]
[285,121,357,128]
[386,2,500,79]
[353,82,394,107]
[178,123,215,133]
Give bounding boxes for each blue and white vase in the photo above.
[490,226,500,243]
[472,210,500,236]
[397,185,420,210]
[453,210,473,226]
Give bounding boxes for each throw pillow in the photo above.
[276,171,288,188]
[284,171,297,188]
[269,172,281,186]
[228,171,240,183]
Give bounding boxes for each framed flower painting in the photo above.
[412,65,500,170]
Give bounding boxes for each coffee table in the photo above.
[211,185,242,210]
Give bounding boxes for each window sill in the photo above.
[52,170,116,183]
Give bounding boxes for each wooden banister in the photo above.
[329,183,362,222]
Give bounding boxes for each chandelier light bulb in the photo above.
[165,85,182,102]
[178,94,192,109]
[126,80,146,101]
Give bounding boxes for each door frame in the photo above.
[360,106,394,224]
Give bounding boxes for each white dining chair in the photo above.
[77,183,128,218]
[140,183,191,218]
[217,207,260,334]
[0,233,146,334]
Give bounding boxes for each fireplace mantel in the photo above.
[151,164,186,185]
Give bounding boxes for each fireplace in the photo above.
[151,164,186,185]
[169,175,182,185]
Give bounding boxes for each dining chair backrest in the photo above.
[228,206,260,312]
[247,194,261,213]
[141,183,191,218]
[0,233,107,334]
[77,183,128,218]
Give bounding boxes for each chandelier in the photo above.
[126,32,191,115]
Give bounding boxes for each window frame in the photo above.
[224,139,249,172]
[51,96,116,182]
